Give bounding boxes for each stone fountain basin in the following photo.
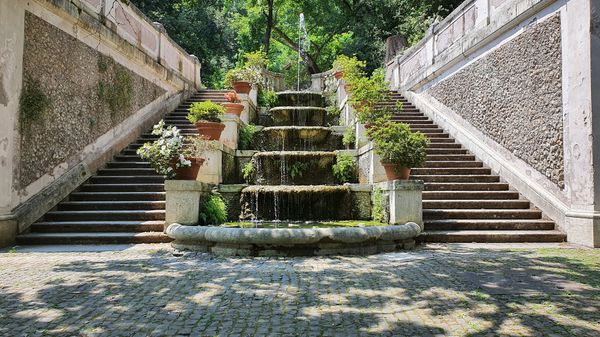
[269,106,327,126]
[276,91,325,107]
[166,222,421,256]
[262,126,331,143]
[253,126,343,151]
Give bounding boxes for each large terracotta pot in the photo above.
[170,157,205,180]
[195,121,225,140]
[232,81,252,94]
[381,163,411,180]
[333,70,343,80]
[223,103,244,117]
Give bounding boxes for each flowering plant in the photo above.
[136,120,190,179]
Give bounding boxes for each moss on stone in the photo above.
[97,57,133,117]
[19,77,50,129]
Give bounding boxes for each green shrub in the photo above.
[372,187,385,223]
[223,49,268,87]
[332,153,357,183]
[258,89,277,108]
[136,120,188,178]
[238,124,257,150]
[242,161,255,183]
[367,120,429,168]
[332,55,366,81]
[200,193,228,225]
[289,162,309,179]
[187,100,225,123]
[348,68,391,124]
[342,126,356,147]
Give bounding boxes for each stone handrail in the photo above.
[261,70,286,91]
[80,0,201,88]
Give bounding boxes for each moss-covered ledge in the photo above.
[166,222,421,256]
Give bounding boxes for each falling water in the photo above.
[297,13,309,91]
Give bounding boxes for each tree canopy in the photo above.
[132,0,462,88]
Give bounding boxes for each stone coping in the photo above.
[167,222,421,246]
[164,180,213,192]
[218,183,372,193]
[376,180,424,191]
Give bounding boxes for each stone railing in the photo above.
[262,70,286,91]
[79,0,201,87]
[386,0,556,90]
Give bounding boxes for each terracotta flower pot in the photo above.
[195,121,225,140]
[333,70,343,80]
[170,157,205,180]
[232,81,252,94]
[381,163,411,180]
[223,103,244,117]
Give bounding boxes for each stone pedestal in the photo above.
[221,115,240,150]
[164,180,212,230]
[378,180,424,229]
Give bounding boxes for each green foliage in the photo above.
[238,124,257,150]
[257,89,277,108]
[367,120,429,168]
[372,187,385,223]
[224,49,268,87]
[242,161,255,183]
[332,54,365,81]
[342,126,355,147]
[395,100,404,111]
[187,100,225,123]
[348,67,391,124]
[199,193,228,225]
[19,77,50,128]
[332,153,357,183]
[288,162,309,179]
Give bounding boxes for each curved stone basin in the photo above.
[251,151,337,185]
[276,91,325,107]
[167,222,421,256]
[270,106,327,126]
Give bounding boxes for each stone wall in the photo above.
[427,14,564,187]
[18,12,165,188]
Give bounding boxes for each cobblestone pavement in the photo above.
[0,246,598,337]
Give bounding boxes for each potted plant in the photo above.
[222,91,244,117]
[136,121,213,180]
[224,50,268,94]
[348,69,391,128]
[367,120,429,180]
[187,100,226,140]
[224,68,252,94]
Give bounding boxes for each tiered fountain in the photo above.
[167,91,422,256]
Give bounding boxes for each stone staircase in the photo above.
[380,92,566,243]
[16,90,230,245]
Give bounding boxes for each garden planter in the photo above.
[195,121,225,140]
[223,103,244,117]
[382,163,411,180]
[344,84,352,93]
[232,81,252,94]
[170,157,205,180]
[333,70,343,80]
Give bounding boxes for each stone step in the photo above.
[423,200,530,209]
[411,128,443,134]
[105,161,151,169]
[423,209,542,220]
[424,219,556,231]
[426,154,475,161]
[420,133,450,138]
[424,148,468,155]
[422,191,519,200]
[412,167,491,175]
[423,161,482,168]
[418,230,566,243]
[30,220,165,233]
[390,116,430,121]
[80,183,165,192]
[44,210,165,221]
[428,138,456,143]
[424,183,509,191]
[411,175,500,183]
[425,143,463,149]
[16,232,171,245]
[115,155,145,162]
[69,192,166,201]
[405,123,438,128]
[89,175,165,184]
[58,201,166,211]
[97,168,158,176]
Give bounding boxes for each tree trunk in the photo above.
[264,0,274,54]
